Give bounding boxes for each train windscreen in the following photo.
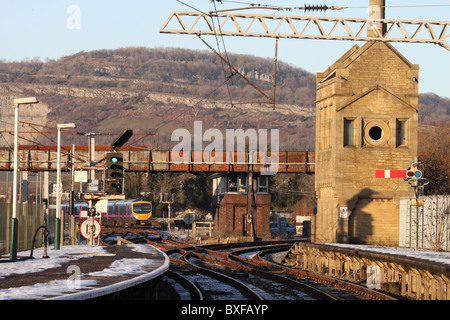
[133,202,152,214]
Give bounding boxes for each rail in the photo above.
[102,229,399,300]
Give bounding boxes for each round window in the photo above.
[368,126,382,140]
[364,120,390,146]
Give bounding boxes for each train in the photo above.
[61,198,153,226]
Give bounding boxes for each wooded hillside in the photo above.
[0,47,447,151]
[0,47,447,211]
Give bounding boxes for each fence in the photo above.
[0,201,81,256]
[399,195,450,251]
[0,202,48,255]
[0,170,81,257]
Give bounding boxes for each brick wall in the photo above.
[214,193,271,240]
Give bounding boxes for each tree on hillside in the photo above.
[270,173,316,214]
[145,172,212,217]
[419,122,449,195]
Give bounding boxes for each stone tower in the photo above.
[313,41,419,245]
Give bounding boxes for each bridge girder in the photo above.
[0,146,314,174]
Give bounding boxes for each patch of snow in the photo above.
[0,244,166,300]
[0,279,98,300]
[325,243,450,266]
[86,258,156,277]
[0,245,108,279]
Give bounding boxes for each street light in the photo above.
[55,123,76,250]
[10,97,39,261]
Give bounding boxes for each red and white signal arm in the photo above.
[375,170,406,178]
[80,219,101,239]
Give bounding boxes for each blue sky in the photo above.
[0,1,448,97]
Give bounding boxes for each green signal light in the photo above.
[111,157,119,164]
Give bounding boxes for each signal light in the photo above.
[406,169,415,178]
[106,152,123,180]
[108,181,122,194]
[87,207,100,217]
[406,165,422,180]
[106,152,123,194]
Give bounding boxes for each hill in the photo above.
[0,47,448,151]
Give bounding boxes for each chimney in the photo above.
[368,0,386,37]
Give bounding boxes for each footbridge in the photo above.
[0,145,314,174]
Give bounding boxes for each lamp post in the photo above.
[55,123,76,250]
[10,97,39,261]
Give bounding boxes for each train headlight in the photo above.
[133,215,138,219]
[147,214,152,219]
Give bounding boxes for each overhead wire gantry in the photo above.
[161,2,450,50]
[160,1,449,110]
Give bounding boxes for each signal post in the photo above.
[81,154,125,244]
[81,151,125,245]
[80,130,132,245]
[404,156,429,249]
[375,155,430,248]
[106,152,124,195]
[82,194,124,245]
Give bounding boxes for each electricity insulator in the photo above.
[304,4,329,12]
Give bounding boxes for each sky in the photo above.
[0,1,448,98]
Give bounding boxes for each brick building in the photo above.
[314,41,419,245]
[212,173,271,240]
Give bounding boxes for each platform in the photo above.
[0,244,169,300]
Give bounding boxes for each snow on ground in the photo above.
[0,244,164,300]
[0,245,108,279]
[324,243,450,266]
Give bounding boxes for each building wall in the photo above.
[314,41,419,245]
[214,193,271,240]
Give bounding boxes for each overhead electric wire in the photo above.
[152,74,236,133]
[0,133,12,148]
[178,0,277,108]
[176,0,209,14]
[211,1,450,11]
[211,0,235,107]
[342,4,450,9]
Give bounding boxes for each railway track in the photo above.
[99,229,399,301]
[180,248,337,300]
[229,245,397,300]
[171,261,263,300]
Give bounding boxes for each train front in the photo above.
[132,200,152,225]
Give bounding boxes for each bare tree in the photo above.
[418,121,449,195]
[423,196,450,251]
